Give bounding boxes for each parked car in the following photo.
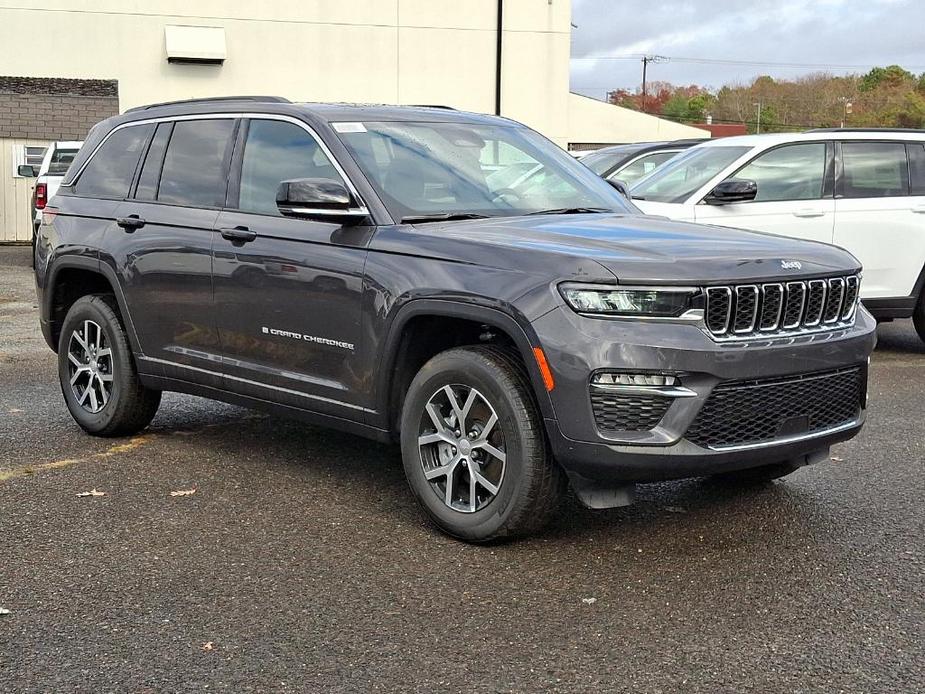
[580,139,706,185]
[18,140,83,236]
[629,129,925,342]
[35,97,875,541]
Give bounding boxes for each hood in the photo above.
[402,213,860,285]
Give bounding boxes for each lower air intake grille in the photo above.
[591,391,671,432]
[686,367,863,449]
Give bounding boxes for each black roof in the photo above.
[118,95,504,126]
[807,127,925,134]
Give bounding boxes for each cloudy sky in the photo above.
[570,0,925,99]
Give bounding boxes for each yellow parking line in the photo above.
[0,435,153,483]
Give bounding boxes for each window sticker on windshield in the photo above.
[333,122,367,133]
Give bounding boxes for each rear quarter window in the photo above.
[73,125,153,199]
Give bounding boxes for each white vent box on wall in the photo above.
[165,25,226,64]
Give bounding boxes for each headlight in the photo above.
[559,283,697,317]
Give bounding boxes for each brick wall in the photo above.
[0,76,118,140]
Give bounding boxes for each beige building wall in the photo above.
[567,92,711,147]
[0,1,572,142]
[1,139,45,242]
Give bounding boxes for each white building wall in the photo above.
[567,93,711,147]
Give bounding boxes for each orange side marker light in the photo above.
[532,347,555,392]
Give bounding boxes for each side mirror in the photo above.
[704,178,758,205]
[606,178,630,198]
[276,178,368,223]
[18,164,37,177]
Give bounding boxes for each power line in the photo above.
[570,54,925,71]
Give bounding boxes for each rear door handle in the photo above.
[116,214,146,231]
[912,205,925,214]
[220,226,257,244]
[793,209,825,218]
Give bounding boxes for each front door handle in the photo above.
[116,214,146,231]
[220,226,257,244]
[793,209,825,218]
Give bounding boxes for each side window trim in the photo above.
[131,121,173,200]
[705,140,831,204]
[228,116,367,218]
[67,113,366,211]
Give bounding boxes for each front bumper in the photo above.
[533,304,877,483]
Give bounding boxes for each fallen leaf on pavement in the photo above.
[0,607,11,615]
[76,489,106,497]
[170,489,196,497]
[831,456,843,462]
[201,641,214,651]
[582,597,597,605]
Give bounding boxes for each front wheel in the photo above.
[400,346,565,542]
[913,291,925,344]
[58,294,161,437]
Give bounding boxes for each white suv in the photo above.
[630,130,925,342]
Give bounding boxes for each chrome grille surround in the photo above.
[704,275,860,341]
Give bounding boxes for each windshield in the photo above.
[580,147,635,175]
[47,148,79,176]
[335,121,633,221]
[629,145,751,203]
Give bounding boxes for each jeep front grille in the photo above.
[705,275,859,340]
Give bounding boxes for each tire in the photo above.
[57,294,161,437]
[709,460,802,486]
[400,345,565,542]
[913,292,925,344]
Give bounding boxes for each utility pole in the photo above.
[840,97,853,128]
[754,101,762,134]
[640,55,667,114]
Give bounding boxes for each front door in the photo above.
[211,117,371,417]
[695,142,836,246]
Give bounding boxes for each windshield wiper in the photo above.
[524,207,610,216]
[401,213,492,224]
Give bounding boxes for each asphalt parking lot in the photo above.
[0,244,922,693]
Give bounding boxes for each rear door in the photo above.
[211,116,371,417]
[109,117,238,386]
[695,141,835,245]
[833,141,924,299]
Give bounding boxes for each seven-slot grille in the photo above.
[705,275,859,339]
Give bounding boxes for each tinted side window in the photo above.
[134,122,172,201]
[74,124,153,199]
[238,119,345,215]
[731,143,826,202]
[841,142,909,198]
[158,119,236,207]
[907,143,925,196]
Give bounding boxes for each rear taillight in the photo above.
[35,183,47,210]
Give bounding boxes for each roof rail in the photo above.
[125,95,291,113]
[806,127,925,134]
[406,104,457,110]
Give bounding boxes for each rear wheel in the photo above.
[913,292,925,343]
[400,346,565,542]
[58,294,161,437]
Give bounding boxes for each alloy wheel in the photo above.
[66,320,113,414]
[417,384,506,513]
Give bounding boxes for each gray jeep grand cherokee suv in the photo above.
[35,96,876,541]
